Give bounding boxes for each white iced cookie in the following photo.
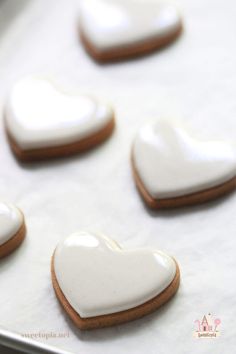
[132,120,236,208]
[51,231,180,329]
[0,202,26,258]
[79,0,183,62]
[5,77,115,161]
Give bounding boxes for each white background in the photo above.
[0,0,235,353]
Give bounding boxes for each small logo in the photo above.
[193,313,221,338]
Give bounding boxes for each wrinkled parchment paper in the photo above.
[0,0,235,353]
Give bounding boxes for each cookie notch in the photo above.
[131,155,236,209]
[6,116,115,162]
[51,254,180,330]
[79,23,183,63]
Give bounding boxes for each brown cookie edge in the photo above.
[79,21,183,63]
[51,252,180,330]
[6,116,115,162]
[131,153,236,209]
[0,216,26,259]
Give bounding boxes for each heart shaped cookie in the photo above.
[132,120,236,208]
[51,231,180,329]
[0,202,26,258]
[79,0,183,62]
[5,77,115,161]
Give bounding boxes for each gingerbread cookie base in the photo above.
[6,117,115,162]
[132,157,236,209]
[0,221,26,259]
[51,254,180,330]
[79,24,183,63]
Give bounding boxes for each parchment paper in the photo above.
[0,0,235,353]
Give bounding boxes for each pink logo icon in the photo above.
[194,314,221,338]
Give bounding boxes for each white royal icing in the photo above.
[133,120,236,199]
[5,77,113,150]
[54,231,176,318]
[79,0,181,49]
[0,202,23,246]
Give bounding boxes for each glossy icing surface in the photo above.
[133,120,236,199]
[5,77,113,150]
[54,231,176,318]
[79,0,181,49]
[0,202,23,246]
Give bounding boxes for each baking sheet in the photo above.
[0,0,236,353]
